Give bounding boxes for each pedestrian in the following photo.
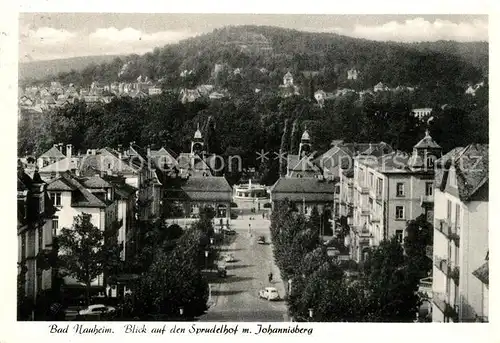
[268,272,273,283]
[262,213,265,219]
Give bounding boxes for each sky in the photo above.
[18,14,489,62]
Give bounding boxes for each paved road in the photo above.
[199,214,288,322]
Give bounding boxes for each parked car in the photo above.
[257,235,266,244]
[217,264,227,278]
[259,287,280,301]
[223,228,236,235]
[78,304,116,316]
[224,254,236,263]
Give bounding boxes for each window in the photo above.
[377,178,383,196]
[449,168,457,187]
[447,200,452,221]
[52,217,58,235]
[369,172,374,187]
[426,155,436,168]
[396,183,405,197]
[396,206,405,220]
[50,192,62,206]
[395,230,403,243]
[425,182,433,196]
[455,204,461,228]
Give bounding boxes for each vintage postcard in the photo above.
[1,4,495,343]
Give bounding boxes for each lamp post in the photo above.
[204,250,209,270]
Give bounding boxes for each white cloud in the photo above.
[316,18,488,42]
[20,26,198,62]
[22,27,77,45]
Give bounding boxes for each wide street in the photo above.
[198,210,289,322]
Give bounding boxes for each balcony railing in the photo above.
[360,186,370,194]
[420,195,434,206]
[361,207,370,216]
[433,292,459,322]
[449,265,460,285]
[370,213,381,222]
[434,256,449,275]
[435,219,460,246]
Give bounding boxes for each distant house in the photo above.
[209,92,226,100]
[19,95,34,107]
[148,87,162,96]
[465,81,484,96]
[412,108,433,120]
[233,68,242,75]
[180,70,194,78]
[347,68,359,80]
[179,89,202,104]
[129,90,148,99]
[283,71,294,87]
[335,88,356,97]
[374,82,389,92]
[196,85,215,97]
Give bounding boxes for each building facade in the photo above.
[17,164,56,314]
[432,144,489,322]
[349,132,441,262]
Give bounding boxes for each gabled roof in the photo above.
[46,177,77,191]
[287,154,321,175]
[47,173,107,208]
[39,146,65,159]
[270,177,335,202]
[79,175,112,189]
[472,261,488,285]
[80,150,139,175]
[39,157,79,173]
[414,130,441,149]
[436,144,489,202]
[180,176,232,201]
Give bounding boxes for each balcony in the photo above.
[433,292,459,322]
[361,207,370,216]
[420,195,434,207]
[435,219,460,246]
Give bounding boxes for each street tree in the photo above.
[57,213,122,305]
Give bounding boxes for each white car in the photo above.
[78,304,116,316]
[259,287,280,301]
[224,254,236,263]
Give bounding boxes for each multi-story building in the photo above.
[17,162,56,315]
[349,131,442,262]
[46,172,120,292]
[432,144,488,322]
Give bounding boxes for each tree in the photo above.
[58,213,122,305]
[362,237,421,322]
[404,214,433,280]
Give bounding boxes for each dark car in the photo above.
[223,228,236,235]
[257,235,266,244]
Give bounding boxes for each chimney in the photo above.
[66,144,72,158]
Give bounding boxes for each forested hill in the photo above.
[24,25,487,90]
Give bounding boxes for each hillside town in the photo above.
[17,20,489,324]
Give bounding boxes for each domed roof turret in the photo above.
[194,123,202,139]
